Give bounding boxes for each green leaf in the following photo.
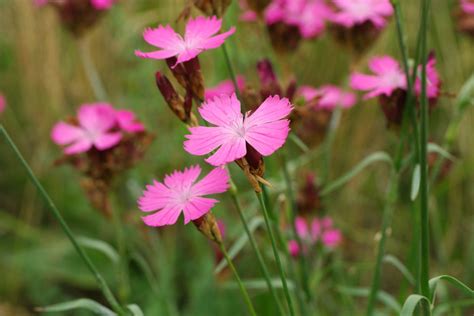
[410,164,421,201]
[36,298,116,315]
[456,72,474,113]
[222,278,295,291]
[383,254,415,285]
[77,236,120,265]
[214,216,265,274]
[400,294,431,316]
[427,143,456,162]
[127,304,145,316]
[433,298,474,316]
[429,275,474,301]
[338,286,401,313]
[321,152,393,196]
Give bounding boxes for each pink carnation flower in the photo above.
[329,0,394,29]
[205,76,246,100]
[135,16,236,67]
[264,0,332,38]
[138,166,230,227]
[350,55,406,99]
[0,94,6,115]
[414,53,441,99]
[461,0,474,14]
[298,85,356,109]
[289,216,342,256]
[51,103,144,155]
[184,93,292,166]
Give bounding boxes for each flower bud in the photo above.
[155,72,187,123]
[184,58,205,101]
[192,211,223,244]
[193,0,232,17]
[257,59,282,99]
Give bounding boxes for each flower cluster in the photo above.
[350,54,441,126]
[34,0,116,36]
[288,216,342,257]
[51,103,152,217]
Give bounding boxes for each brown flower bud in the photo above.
[455,5,474,37]
[267,23,302,54]
[291,105,331,148]
[328,21,383,58]
[257,59,282,99]
[192,212,222,244]
[155,72,188,123]
[184,58,205,102]
[296,172,322,215]
[378,88,407,128]
[193,0,232,17]
[166,57,188,88]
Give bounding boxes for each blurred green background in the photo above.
[0,0,473,315]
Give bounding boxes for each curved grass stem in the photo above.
[219,242,258,316]
[0,125,128,316]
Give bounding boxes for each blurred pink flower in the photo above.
[91,0,114,10]
[51,103,145,155]
[135,16,236,67]
[461,0,474,14]
[116,109,145,133]
[239,0,258,21]
[329,0,394,29]
[205,76,246,100]
[298,85,356,109]
[0,94,6,115]
[184,93,292,166]
[350,55,406,99]
[289,216,342,256]
[264,0,332,38]
[414,53,441,99]
[138,166,230,227]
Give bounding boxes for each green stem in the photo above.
[280,152,311,302]
[0,125,127,316]
[221,42,242,101]
[229,183,285,315]
[256,191,295,316]
[418,0,432,311]
[78,38,108,101]
[219,242,258,316]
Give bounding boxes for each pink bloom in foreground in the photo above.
[138,166,230,227]
[350,55,406,99]
[0,94,6,115]
[205,76,246,100]
[329,0,394,29]
[414,53,441,99]
[265,0,332,38]
[461,0,474,14]
[135,16,236,67]
[184,93,292,166]
[51,103,145,155]
[298,85,356,109]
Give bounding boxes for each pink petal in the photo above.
[205,136,247,166]
[64,138,93,155]
[322,229,342,248]
[192,167,230,196]
[93,132,122,150]
[350,73,380,91]
[116,110,145,132]
[185,16,223,43]
[205,76,246,100]
[78,103,116,133]
[91,0,114,10]
[368,56,400,75]
[311,219,322,241]
[164,165,202,189]
[142,204,182,227]
[183,196,219,224]
[245,95,293,126]
[288,240,300,257]
[184,126,231,156]
[0,94,6,114]
[51,122,85,145]
[142,25,184,51]
[138,180,174,212]
[135,49,180,60]
[198,94,243,127]
[295,216,309,238]
[197,26,236,50]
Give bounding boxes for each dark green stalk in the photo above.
[280,152,311,303]
[0,125,127,316]
[418,0,432,311]
[219,242,258,316]
[256,191,295,316]
[228,183,285,315]
[221,43,242,101]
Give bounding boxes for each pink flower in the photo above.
[288,240,300,256]
[414,53,441,99]
[461,0,474,14]
[34,0,48,6]
[239,0,258,22]
[91,0,115,10]
[135,16,236,67]
[184,93,292,166]
[298,85,356,109]
[138,166,230,227]
[329,0,394,29]
[350,55,406,99]
[264,0,332,38]
[0,94,6,115]
[51,103,145,155]
[116,110,145,133]
[205,76,246,100]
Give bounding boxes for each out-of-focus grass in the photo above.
[0,0,473,315]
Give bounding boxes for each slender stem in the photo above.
[78,37,108,101]
[280,152,311,302]
[419,0,432,310]
[219,242,258,316]
[0,125,127,316]
[256,191,295,316]
[228,183,285,315]
[221,42,242,100]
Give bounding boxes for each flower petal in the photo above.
[142,204,182,227]
[51,122,85,145]
[164,165,202,189]
[205,136,246,166]
[183,196,219,224]
[64,138,93,155]
[93,132,122,150]
[198,93,243,127]
[192,167,230,196]
[138,180,174,212]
